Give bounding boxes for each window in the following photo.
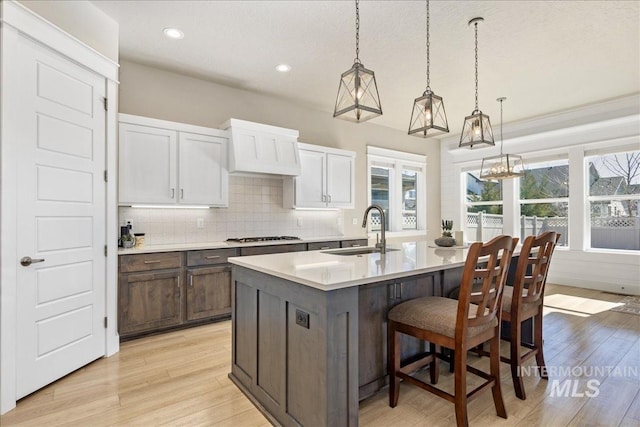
[464,171,503,242]
[586,149,640,251]
[519,159,569,246]
[367,147,426,233]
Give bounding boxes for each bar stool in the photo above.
[387,235,515,427]
[500,231,559,400]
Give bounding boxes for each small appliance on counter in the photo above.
[119,225,134,248]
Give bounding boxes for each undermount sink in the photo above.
[322,247,399,256]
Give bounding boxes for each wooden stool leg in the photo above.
[534,309,548,379]
[388,323,401,407]
[490,330,507,419]
[453,344,469,427]
[429,343,439,384]
[510,319,526,400]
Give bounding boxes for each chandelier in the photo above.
[480,97,525,180]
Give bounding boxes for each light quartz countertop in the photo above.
[117,235,369,255]
[229,240,476,291]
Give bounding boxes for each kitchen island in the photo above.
[228,240,482,426]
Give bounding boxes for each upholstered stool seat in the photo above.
[501,286,540,314]
[388,297,496,339]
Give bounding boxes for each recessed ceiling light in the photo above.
[276,64,291,73]
[163,28,184,39]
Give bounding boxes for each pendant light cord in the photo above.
[474,21,479,112]
[425,0,430,92]
[354,0,360,64]
[499,98,504,155]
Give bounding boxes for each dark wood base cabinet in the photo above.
[118,249,236,340]
[118,239,368,340]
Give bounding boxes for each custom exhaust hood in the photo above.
[222,119,301,176]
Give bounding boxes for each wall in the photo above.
[119,176,342,244]
[118,60,441,239]
[17,0,119,61]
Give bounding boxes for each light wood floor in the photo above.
[2,284,639,426]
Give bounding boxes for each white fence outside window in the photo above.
[465,212,640,250]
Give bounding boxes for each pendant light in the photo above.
[480,97,525,180]
[334,0,382,123]
[408,0,449,137]
[459,17,494,148]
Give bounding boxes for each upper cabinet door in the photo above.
[326,153,354,208]
[295,148,327,208]
[179,132,228,206]
[119,123,177,204]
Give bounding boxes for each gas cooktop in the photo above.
[226,236,301,243]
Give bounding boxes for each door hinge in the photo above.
[104,317,108,328]
[104,245,108,256]
[103,97,108,111]
[104,170,108,182]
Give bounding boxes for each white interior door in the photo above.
[14,33,107,399]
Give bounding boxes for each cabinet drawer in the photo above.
[307,241,340,251]
[341,239,368,248]
[119,252,183,273]
[240,243,307,256]
[187,248,238,266]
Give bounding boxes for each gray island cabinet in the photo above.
[228,241,472,426]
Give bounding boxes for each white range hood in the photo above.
[222,119,301,176]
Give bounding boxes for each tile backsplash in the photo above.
[118,176,344,245]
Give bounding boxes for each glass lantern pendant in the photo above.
[409,0,449,137]
[459,17,494,148]
[334,0,382,123]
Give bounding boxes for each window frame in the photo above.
[367,146,427,234]
[585,148,640,251]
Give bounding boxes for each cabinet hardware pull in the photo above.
[143,260,162,264]
[190,276,193,287]
[181,188,184,199]
[171,188,175,199]
[205,255,221,259]
[388,284,395,301]
[328,194,332,203]
[320,246,330,250]
[177,276,180,289]
[321,195,326,202]
[352,244,361,247]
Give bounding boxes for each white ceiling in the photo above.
[94,0,640,135]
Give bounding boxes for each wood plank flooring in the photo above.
[2,284,639,426]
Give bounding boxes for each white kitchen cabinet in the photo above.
[284,143,355,209]
[119,114,228,207]
[223,119,301,176]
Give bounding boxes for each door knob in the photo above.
[21,256,45,266]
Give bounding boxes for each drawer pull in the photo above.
[205,255,221,259]
[320,246,330,250]
[190,276,193,287]
[351,244,361,247]
[143,260,162,264]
